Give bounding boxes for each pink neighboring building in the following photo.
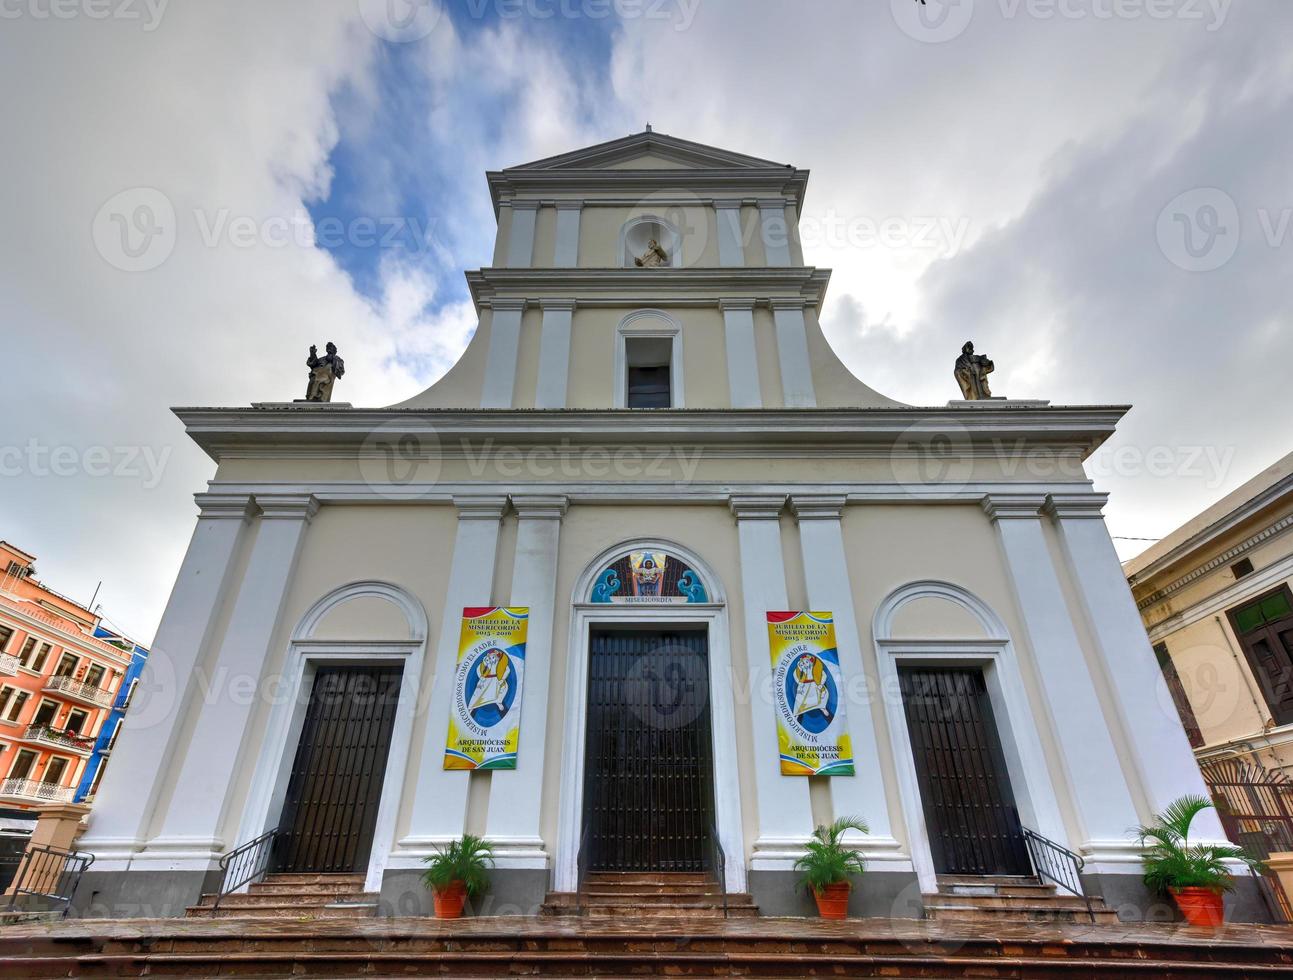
[0,541,134,809]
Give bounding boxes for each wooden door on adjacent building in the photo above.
[581,630,715,872]
[1229,586,1293,726]
[899,667,1031,877]
[274,666,402,874]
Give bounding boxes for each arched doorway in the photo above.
[556,541,745,893]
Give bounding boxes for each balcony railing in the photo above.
[0,778,75,803]
[43,674,115,709]
[0,652,17,675]
[22,724,95,755]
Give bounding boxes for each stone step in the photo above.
[185,900,378,920]
[924,903,1123,925]
[248,880,368,896]
[259,873,366,886]
[580,889,749,905]
[195,891,373,908]
[941,882,1058,898]
[583,871,713,885]
[7,948,1291,978]
[931,892,1102,910]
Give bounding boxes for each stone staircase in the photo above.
[923,874,1121,924]
[4,915,1292,977]
[185,872,378,920]
[543,870,759,918]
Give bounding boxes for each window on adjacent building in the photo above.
[17,637,37,666]
[0,625,13,652]
[121,677,139,711]
[84,664,105,688]
[1227,585,1293,726]
[1153,642,1204,748]
[1,689,29,723]
[65,709,88,734]
[43,756,68,785]
[8,748,38,780]
[54,653,78,678]
[32,700,58,728]
[625,337,673,408]
[30,643,51,673]
[87,760,107,800]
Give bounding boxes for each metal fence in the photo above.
[5,843,94,917]
[1200,757,1293,923]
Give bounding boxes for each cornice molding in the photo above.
[511,494,569,520]
[1043,493,1110,520]
[982,494,1048,522]
[194,492,256,521]
[173,406,1131,465]
[789,494,848,522]
[465,267,832,312]
[452,495,509,521]
[730,494,787,521]
[253,493,319,522]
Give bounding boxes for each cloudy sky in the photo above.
[2,0,1290,643]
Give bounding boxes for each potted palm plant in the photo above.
[793,816,869,919]
[422,833,494,919]
[1135,794,1261,927]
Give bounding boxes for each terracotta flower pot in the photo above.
[1170,886,1224,927]
[433,880,468,919]
[813,881,851,919]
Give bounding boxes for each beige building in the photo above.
[1128,451,1293,776]
[74,131,1262,922]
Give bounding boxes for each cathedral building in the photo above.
[74,131,1260,920]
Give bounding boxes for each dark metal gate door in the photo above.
[582,631,714,872]
[899,667,1031,876]
[275,666,402,874]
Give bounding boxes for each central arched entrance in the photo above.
[556,541,745,893]
[582,627,715,873]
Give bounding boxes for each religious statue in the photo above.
[634,239,669,268]
[305,342,345,402]
[954,341,994,400]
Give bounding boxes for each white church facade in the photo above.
[74,131,1261,920]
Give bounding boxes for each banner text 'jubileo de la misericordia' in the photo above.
[444,607,529,771]
[766,611,855,777]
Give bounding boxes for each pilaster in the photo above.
[404,495,508,849]
[73,493,255,865]
[982,494,1141,852]
[715,199,745,267]
[481,299,526,409]
[757,199,792,267]
[789,496,902,862]
[535,300,575,410]
[719,299,762,409]
[484,495,568,867]
[506,200,539,268]
[147,493,319,865]
[553,201,582,268]
[770,299,817,408]
[729,494,815,867]
[1044,493,1227,838]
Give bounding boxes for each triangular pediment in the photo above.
[507,131,792,172]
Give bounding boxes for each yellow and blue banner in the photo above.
[444,607,529,771]
[766,611,855,777]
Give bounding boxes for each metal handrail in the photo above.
[1022,827,1094,923]
[706,822,728,918]
[6,843,94,917]
[213,827,278,910]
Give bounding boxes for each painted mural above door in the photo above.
[589,551,710,604]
